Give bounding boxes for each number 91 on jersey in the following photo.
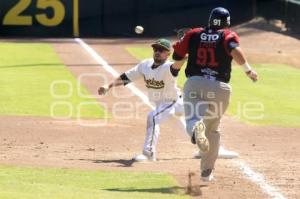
[0,0,78,37]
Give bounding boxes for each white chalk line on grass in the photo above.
[75,38,286,199]
[75,38,154,109]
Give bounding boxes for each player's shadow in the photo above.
[72,158,135,167]
[93,159,135,167]
[103,185,207,196]
[104,186,184,195]
[68,157,195,168]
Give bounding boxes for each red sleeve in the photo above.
[173,28,203,58]
[223,30,240,56]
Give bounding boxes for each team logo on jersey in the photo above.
[144,77,165,89]
[200,32,219,41]
[201,68,219,75]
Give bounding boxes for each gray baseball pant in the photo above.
[183,76,231,171]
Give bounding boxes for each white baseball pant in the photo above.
[142,97,183,157]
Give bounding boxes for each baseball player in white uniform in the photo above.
[98,39,183,162]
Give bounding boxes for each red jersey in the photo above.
[173,27,240,83]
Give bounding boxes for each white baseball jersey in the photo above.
[125,58,181,106]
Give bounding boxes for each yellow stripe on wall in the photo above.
[73,0,79,37]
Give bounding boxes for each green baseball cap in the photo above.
[151,38,171,51]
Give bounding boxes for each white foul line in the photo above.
[235,161,286,199]
[75,38,154,109]
[75,38,286,199]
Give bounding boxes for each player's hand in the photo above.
[175,28,192,39]
[98,85,109,95]
[246,70,258,82]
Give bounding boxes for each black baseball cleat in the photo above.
[201,169,214,182]
[191,133,196,144]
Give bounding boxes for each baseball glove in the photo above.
[174,27,192,39]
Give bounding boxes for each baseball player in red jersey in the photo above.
[171,7,258,181]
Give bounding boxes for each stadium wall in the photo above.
[257,0,300,34]
[0,0,258,37]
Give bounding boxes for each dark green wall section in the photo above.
[0,0,74,37]
[1,0,298,37]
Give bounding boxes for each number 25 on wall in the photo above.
[3,0,65,26]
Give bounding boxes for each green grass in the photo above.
[127,46,300,127]
[0,165,189,199]
[228,64,300,127]
[0,43,107,119]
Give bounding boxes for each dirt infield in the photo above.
[0,20,299,198]
[233,18,300,69]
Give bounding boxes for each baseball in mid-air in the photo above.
[135,25,144,34]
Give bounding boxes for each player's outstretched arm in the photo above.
[231,47,258,82]
[98,77,126,95]
[99,72,132,95]
[172,55,187,70]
